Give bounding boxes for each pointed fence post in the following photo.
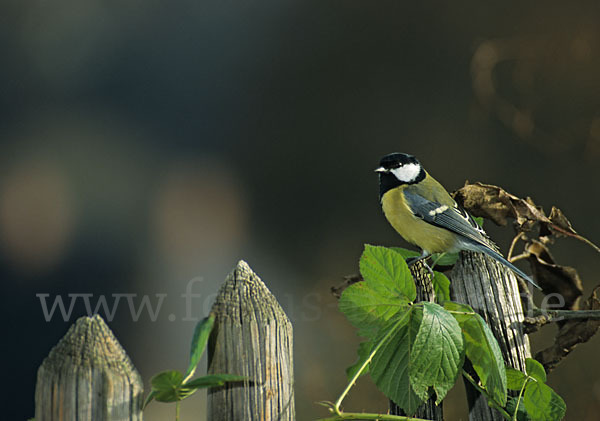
[207,260,295,420]
[35,314,144,421]
[451,251,531,421]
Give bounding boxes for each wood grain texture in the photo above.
[389,261,443,421]
[35,314,143,421]
[451,251,531,421]
[207,260,295,420]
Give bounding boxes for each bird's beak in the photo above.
[374,167,387,173]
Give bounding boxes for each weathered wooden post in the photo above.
[35,314,143,421]
[207,260,295,420]
[451,251,531,421]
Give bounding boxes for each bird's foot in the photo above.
[406,251,434,279]
[422,261,435,279]
[406,251,431,266]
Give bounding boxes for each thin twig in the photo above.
[507,232,525,262]
[508,252,528,263]
[524,308,600,331]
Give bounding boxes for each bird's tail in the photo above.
[463,242,541,290]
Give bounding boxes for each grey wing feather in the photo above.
[403,191,496,250]
[404,191,541,289]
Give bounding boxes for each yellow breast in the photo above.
[381,187,457,254]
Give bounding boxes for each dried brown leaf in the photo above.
[535,286,600,372]
[455,182,600,253]
[548,206,577,235]
[453,182,549,229]
[525,240,583,309]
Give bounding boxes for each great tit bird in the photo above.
[376,152,540,289]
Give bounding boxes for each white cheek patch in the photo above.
[390,163,421,183]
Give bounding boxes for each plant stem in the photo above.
[462,370,511,421]
[320,411,431,420]
[430,252,446,269]
[507,232,524,262]
[532,308,600,320]
[175,401,180,421]
[447,310,476,316]
[333,310,410,414]
[512,378,529,421]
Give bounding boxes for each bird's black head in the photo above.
[376,152,425,199]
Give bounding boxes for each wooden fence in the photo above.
[35,256,528,421]
[34,260,295,421]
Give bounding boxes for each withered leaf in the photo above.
[453,182,549,228]
[535,286,600,372]
[525,240,583,309]
[548,206,576,235]
[454,182,600,253]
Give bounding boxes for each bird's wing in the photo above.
[403,190,496,250]
[403,190,541,289]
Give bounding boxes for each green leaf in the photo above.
[432,271,451,302]
[390,247,420,260]
[370,306,425,415]
[431,252,459,267]
[346,340,373,380]
[181,374,247,398]
[523,381,566,421]
[184,374,247,389]
[445,301,507,405]
[410,302,464,404]
[525,358,547,383]
[185,315,215,381]
[360,245,416,302]
[150,370,185,402]
[506,396,530,421]
[506,367,528,391]
[339,245,413,337]
[473,216,484,228]
[339,282,410,337]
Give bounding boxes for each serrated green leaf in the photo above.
[523,381,566,421]
[346,340,373,380]
[445,301,507,405]
[183,374,247,390]
[506,396,530,421]
[150,370,184,402]
[506,367,528,391]
[390,247,420,260]
[431,252,459,267]
[339,245,414,337]
[185,315,215,381]
[370,306,425,415]
[525,358,547,383]
[432,271,451,302]
[339,282,410,337]
[360,245,416,302]
[410,302,464,404]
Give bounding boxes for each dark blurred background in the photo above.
[3,1,600,419]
